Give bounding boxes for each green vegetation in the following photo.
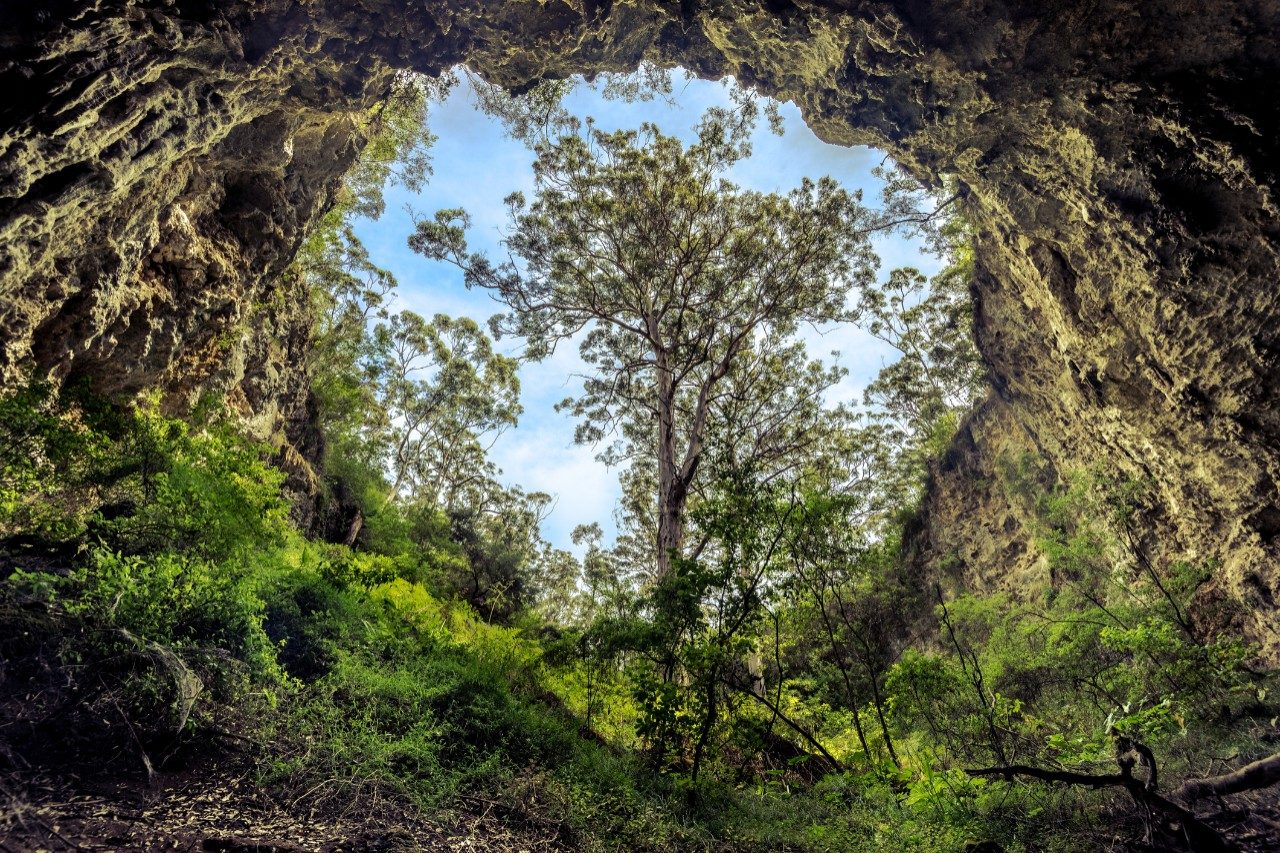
[412,105,873,582]
[2,72,1276,852]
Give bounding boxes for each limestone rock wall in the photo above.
[1,1,1278,654]
[0,3,387,439]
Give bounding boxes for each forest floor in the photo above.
[0,760,566,853]
[4,750,1280,852]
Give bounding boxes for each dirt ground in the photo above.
[0,763,567,853]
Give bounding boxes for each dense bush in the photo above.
[0,386,856,850]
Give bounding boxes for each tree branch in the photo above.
[725,676,844,774]
[967,754,1238,853]
[1175,752,1280,801]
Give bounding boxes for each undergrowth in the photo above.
[1,385,1275,852]
[0,385,886,850]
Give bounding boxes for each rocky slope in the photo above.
[1,1,1278,655]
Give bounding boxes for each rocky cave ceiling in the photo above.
[1,0,1278,655]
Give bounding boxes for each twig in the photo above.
[106,692,154,786]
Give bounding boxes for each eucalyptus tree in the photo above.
[603,348,854,589]
[296,71,444,477]
[410,107,882,580]
[291,71,530,528]
[858,262,985,438]
[445,484,553,622]
[853,221,987,515]
[367,311,521,510]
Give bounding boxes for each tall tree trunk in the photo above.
[656,481,686,581]
[654,353,684,580]
[343,508,364,546]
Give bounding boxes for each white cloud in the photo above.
[488,422,621,556]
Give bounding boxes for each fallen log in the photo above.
[968,738,1237,853]
[1174,751,1280,801]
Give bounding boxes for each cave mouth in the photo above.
[1,3,1280,848]
[1,0,1278,652]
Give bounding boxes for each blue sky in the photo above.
[351,71,941,556]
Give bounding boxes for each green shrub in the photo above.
[0,381,115,540]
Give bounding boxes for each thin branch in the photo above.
[726,676,844,774]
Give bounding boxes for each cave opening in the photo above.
[1,0,1276,643]
[2,3,1280,848]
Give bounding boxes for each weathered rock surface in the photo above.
[1,1,1278,654]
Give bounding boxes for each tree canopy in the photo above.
[411,108,882,580]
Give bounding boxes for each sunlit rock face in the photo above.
[1,1,1277,654]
